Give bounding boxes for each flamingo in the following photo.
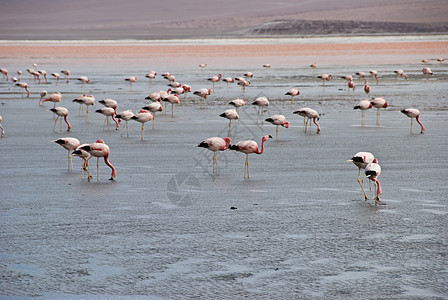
[131,109,154,140]
[73,94,95,115]
[53,137,80,170]
[142,101,163,129]
[437,58,445,62]
[74,139,116,181]
[39,91,48,105]
[193,88,211,108]
[197,137,232,174]
[401,108,425,134]
[61,70,70,83]
[354,99,372,127]
[42,92,62,108]
[422,67,433,80]
[30,70,41,84]
[15,82,30,97]
[292,107,311,131]
[115,110,135,137]
[99,98,118,114]
[355,71,366,82]
[252,96,269,123]
[11,76,18,83]
[145,91,161,102]
[125,76,137,88]
[50,107,71,132]
[309,62,317,70]
[265,114,290,140]
[220,109,239,134]
[365,158,384,205]
[0,68,8,81]
[229,135,273,179]
[348,79,355,94]
[228,98,246,114]
[348,152,375,200]
[262,64,271,70]
[237,79,250,93]
[162,94,180,117]
[199,64,207,69]
[364,82,371,96]
[243,72,253,79]
[208,73,221,92]
[394,70,407,80]
[285,88,300,105]
[51,72,60,85]
[317,74,332,87]
[95,107,120,130]
[145,71,156,85]
[38,70,48,84]
[170,85,191,100]
[168,81,181,88]
[293,108,320,134]
[371,97,387,126]
[369,70,379,85]
[26,68,35,80]
[17,70,22,81]
[222,77,235,88]
[72,143,92,179]
[0,115,5,137]
[421,59,429,64]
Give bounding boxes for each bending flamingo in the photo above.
[348,152,374,200]
[364,82,371,96]
[61,70,70,83]
[365,158,384,205]
[15,82,30,97]
[394,70,407,80]
[422,67,433,80]
[0,68,8,81]
[51,72,60,85]
[95,107,120,130]
[371,97,387,126]
[229,135,272,179]
[142,101,163,129]
[50,107,71,132]
[193,88,211,108]
[369,70,379,85]
[131,109,153,141]
[115,110,135,137]
[354,99,372,127]
[74,139,116,181]
[401,108,425,133]
[197,137,232,174]
[293,108,320,134]
[265,114,290,140]
[53,137,80,171]
[72,143,92,179]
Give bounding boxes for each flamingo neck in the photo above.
[112,115,120,129]
[256,138,267,154]
[373,178,382,196]
[416,116,425,132]
[64,116,72,131]
[104,154,116,179]
[313,117,321,132]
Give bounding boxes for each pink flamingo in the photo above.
[197,137,232,174]
[243,72,253,78]
[371,97,387,126]
[53,137,80,170]
[61,70,70,83]
[365,158,384,205]
[42,92,62,108]
[229,135,273,179]
[17,70,22,81]
[208,73,222,92]
[38,70,48,84]
[199,64,207,69]
[15,82,30,97]
[162,94,180,117]
[228,98,246,114]
[401,108,425,134]
[422,67,433,80]
[168,81,181,88]
[285,88,300,104]
[50,107,71,132]
[237,79,250,93]
[263,64,271,70]
[0,115,5,137]
[131,109,154,140]
[145,91,161,102]
[142,101,163,129]
[145,71,156,85]
[394,70,407,80]
[309,62,317,70]
[222,77,235,88]
[73,94,95,115]
[125,76,137,88]
[78,76,91,90]
[364,82,371,96]
[354,99,372,127]
[0,68,8,81]
[348,152,375,200]
[317,74,332,87]
[99,98,118,114]
[355,71,366,82]
[193,88,211,108]
[348,79,355,94]
[51,72,60,85]
[72,143,92,179]
[369,70,379,85]
[220,109,239,133]
[76,139,116,181]
[95,107,120,130]
[293,108,320,134]
[252,96,269,122]
[265,114,290,140]
[39,91,47,105]
[115,110,135,137]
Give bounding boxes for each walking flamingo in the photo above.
[317,74,332,87]
[0,115,5,137]
[15,82,30,97]
[142,101,163,129]
[293,108,320,134]
[208,73,221,92]
[51,72,60,85]
[42,92,62,108]
[228,98,246,114]
[252,96,269,123]
[219,109,239,134]
[354,99,372,127]
[0,68,8,81]
[369,70,379,85]
[131,109,154,141]
[95,107,120,130]
[115,110,135,137]
[50,107,71,132]
[348,152,375,200]
[74,139,116,181]
[401,108,425,133]
[355,71,366,82]
[265,114,290,140]
[197,137,232,174]
[229,135,273,179]
[371,97,387,126]
[365,158,384,205]
[61,70,70,83]
[285,88,300,105]
[53,137,80,170]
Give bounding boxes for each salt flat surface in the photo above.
[0,38,447,298]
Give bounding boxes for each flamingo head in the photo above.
[283,121,290,128]
[223,137,232,148]
[96,139,104,143]
[263,135,273,142]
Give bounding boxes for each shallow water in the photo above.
[1,38,448,299]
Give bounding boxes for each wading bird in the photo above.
[61,70,70,83]
[0,115,5,137]
[197,137,232,174]
[42,92,62,108]
[15,82,30,97]
[265,114,290,140]
[371,97,387,126]
[317,74,332,87]
[74,139,116,181]
[348,152,374,200]
[220,109,239,134]
[365,158,384,205]
[95,107,120,130]
[50,107,71,132]
[142,101,163,129]
[131,109,153,141]
[401,108,425,134]
[115,110,135,137]
[285,88,300,105]
[53,137,80,170]
[228,98,246,114]
[252,96,269,123]
[293,108,320,134]
[208,73,221,92]
[353,99,372,127]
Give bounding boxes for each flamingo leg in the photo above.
[87,157,93,181]
[97,157,100,181]
[60,117,63,132]
[141,123,145,141]
[153,115,155,130]
[410,118,413,134]
[245,154,249,179]
[67,150,74,171]
[276,125,279,140]
[213,151,218,174]
[357,169,368,200]
[376,108,380,126]
[53,116,59,132]
[361,110,365,127]
[126,120,129,137]
[172,103,174,118]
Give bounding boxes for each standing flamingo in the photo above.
[72,143,92,179]
[229,135,272,179]
[197,137,232,174]
[15,82,30,97]
[95,107,120,130]
[145,71,156,85]
[142,101,163,129]
[50,107,71,132]
[115,110,135,137]
[365,158,384,205]
[265,114,290,140]
[0,68,8,81]
[0,115,5,137]
[125,76,137,88]
[162,94,180,117]
[348,152,375,200]
[293,108,320,134]
[237,79,250,93]
[78,76,91,88]
[131,109,154,141]
[74,139,116,181]
[228,98,246,114]
[73,94,95,115]
[262,64,271,70]
[220,109,239,134]
[369,70,379,85]
[317,74,332,87]
[354,99,372,127]
[199,64,207,69]
[193,88,211,108]
[355,71,366,82]
[309,62,317,70]
[145,91,161,102]
[61,70,70,83]
[38,70,48,84]
[17,70,22,81]
[371,97,387,126]
[42,92,62,108]
[285,88,300,105]
[243,72,253,79]
[99,98,118,114]
[51,72,60,85]
[208,73,221,92]
[53,137,80,170]
[401,108,425,133]
[222,77,235,88]
[252,96,269,123]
